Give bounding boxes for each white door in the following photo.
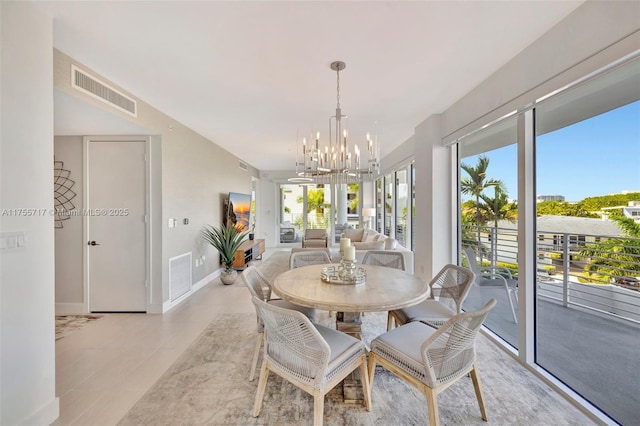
[87,138,147,312]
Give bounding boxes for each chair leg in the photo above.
[505,285,518,323]
[386,312,394,331]
[469,364,488,421]
[367,353,377,387]
[359,357,372,411]
[313,390,324,426]
[425,387,439,426]
[248,332,263,381]
[252,361,269,417]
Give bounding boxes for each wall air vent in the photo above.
[71,65,137,117]
[238,161,249,171]
[169,252,192,302]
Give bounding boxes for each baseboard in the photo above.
[192,268,221,292]
[162,268,221,313]
[18,396,59,426]
[55,303,85,314]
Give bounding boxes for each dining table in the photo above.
[272,262,430,404]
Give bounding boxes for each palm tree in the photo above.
[477,186,517,264]
[460,155,505,246]
[477,186,517,228]
[297,188,328,228]
[580,215,640,283]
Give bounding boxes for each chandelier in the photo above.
[290,61,379,184]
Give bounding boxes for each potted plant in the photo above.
[201,223,248,285]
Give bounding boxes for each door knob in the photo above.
[88,241,100,246]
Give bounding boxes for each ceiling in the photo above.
[36,1,584,172]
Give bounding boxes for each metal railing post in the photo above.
[562,233,570,307]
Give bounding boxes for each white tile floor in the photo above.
[51,250,281,425]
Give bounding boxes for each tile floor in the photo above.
[51,251,273,425]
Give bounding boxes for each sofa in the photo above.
[341,228,414,273]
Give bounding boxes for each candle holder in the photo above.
[338,258,358,282]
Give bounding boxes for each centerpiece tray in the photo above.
[320,265,367,286]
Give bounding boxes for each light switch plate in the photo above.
[0,231,26,252]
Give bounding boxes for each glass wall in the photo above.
[458,115,519,348]
[384,174,394,237]
[395,169,408,247]
[455,57,640,424]
[411,164,416,251]
[534,60,640,426]
[375,179,383,234]
[374,164,415,250]
[279,184,304,243]
[305,184,330,230]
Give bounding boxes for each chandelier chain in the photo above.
[336,67,341,110]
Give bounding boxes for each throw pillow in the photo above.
[385,237,397,250]
[363,230,379,242]
[343,227,365,242]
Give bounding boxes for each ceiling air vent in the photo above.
[71,65,137,117]
[238,161,248,171]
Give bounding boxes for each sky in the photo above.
[462,100,640,202]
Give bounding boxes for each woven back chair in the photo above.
[362,250,406,328]
[289,250,331,269]
[251,297,370,426]
[463,246,518,323]
[362,250,406,271]
[241,266,315,381]
[389,264,475,329]
[368,299,496,426]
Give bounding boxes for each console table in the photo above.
[233,239,265,269]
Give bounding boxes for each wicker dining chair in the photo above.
[388,264,475,329]
[241,266,316,381]
[289,250,331,269]
[362,250,406,327]
[368,299,497,426]
[362,250,406,271]
[251,296,371,426]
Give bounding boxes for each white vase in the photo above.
[220,268,238,285]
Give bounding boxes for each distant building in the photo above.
[537,195,565,202]
[601,201,640,223]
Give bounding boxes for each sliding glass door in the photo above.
[534,60,640,426]
[458,115,519,349]
[455,57,640,424]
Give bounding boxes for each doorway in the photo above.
[84,136,149,312]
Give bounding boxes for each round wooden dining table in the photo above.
[272,263,430,314]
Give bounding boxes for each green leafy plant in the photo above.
[201,223,248,271]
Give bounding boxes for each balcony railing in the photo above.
[462,223,640,425]
[462,224,640,324]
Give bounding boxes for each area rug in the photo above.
[118,251,592,425]
[55,314,104,341]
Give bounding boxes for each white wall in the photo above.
[0,2,59,424]
[54,136,84,311]
[53,50,259,313]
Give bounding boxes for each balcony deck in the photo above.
[464,284,640,426]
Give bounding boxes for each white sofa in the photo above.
[341,228,414,273]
